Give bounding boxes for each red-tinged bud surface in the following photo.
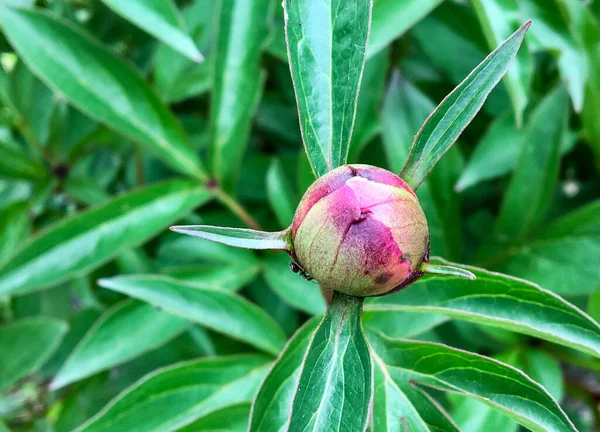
[291,165,429,297]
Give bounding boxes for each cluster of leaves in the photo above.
[0,0,599,431]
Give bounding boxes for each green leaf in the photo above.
[169,225,290,250]
[493,87,569,243]
[419,262,476,280]
[368,331,577,432]
[365,260,600,358]
[452,397,518,432]
[347,48,389,162]
[455,111,523,191]
[368,0,445,58]
[265,159,296,228]
[98,275,287,355]
[153,0,217,104]
[0,139,46,181]
[372,355,460,432]
[101,0,202,62]
[400,21,531,190]
[590,287,600,323]
[521,350,564,403]
[284,0,373,177]
[381,73,463,259]
[0,180,211,296]
[0,318,67,392]
[0,202,30,267]
[76,355,271,432]
[209,0,271,190]
[471,0,533,124]
[162,263,261,293]
[288,293,372,432]
[176,404,251,432]
[249,319,319,431]
[520,0,588,111]
[50,300,190,390]
[262,253,326,316]
[0,7,206,180]
[493,200,600,296]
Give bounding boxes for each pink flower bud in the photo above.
[291,165,429,297]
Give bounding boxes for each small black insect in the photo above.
[289,261,314,281]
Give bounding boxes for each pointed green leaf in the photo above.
[288,292,373,432]
[209,0,271,190]
[368,0,445,58]
[101,0,203,62]
[0,7,205,180]
[50,300,190,390]
[347,49,389,162]
[169,225,290,250]
[0,202,30,267]
[494,87,569,243]
[76,355,271,432]
[452,397,518,432]
[471,0,533,124]
[265,159,296,229]
[0,181,211,296]
[520,0,588,111]
[400,21,531,190]
[249,319,320,431]
[285,0,373,177]
[493,200,600,296]
[381,73,463,259]
[419,262,476,280]
[0,318,67,392]
[99,275,287,355]
[365,260,600,358]
[368,331,577,432]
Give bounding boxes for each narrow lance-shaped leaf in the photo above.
[368,331,577,432]
[0,318,68,392]
[0,180,211,296]
[365,259,600,358]
[50,300,190,390]
[285,0,373,178]
[493,87,568,243]
[101,0,203,62]
[471,0,533,125]
[265,158,297,228]
[400,21,531,190]
[76,355,271,432]
[169,225,291,250]
[209,0,271,190]
[367,0,444,58]
[0,7,206,180]
[99,275,288,355]
[288,292,373,432]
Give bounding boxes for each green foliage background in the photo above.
[0,0,599,431]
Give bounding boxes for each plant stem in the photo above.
[213,188,263,230]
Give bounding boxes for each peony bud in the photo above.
[291,164,429,297]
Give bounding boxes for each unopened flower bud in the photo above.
[291,165,429,297]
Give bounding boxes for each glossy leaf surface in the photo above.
[51,300,190,390]
[0,7,205,179]
[368,331,577,432]
[169,225,290,250]
[99,275,287,355]
[0,181,211,296]
[400,21,530,190]
[209,0,271,190]
[101,0,203,62]
[365,261,600,357]
[77,355,271,432]
[285,0,373,177]
[288,293,373,432]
